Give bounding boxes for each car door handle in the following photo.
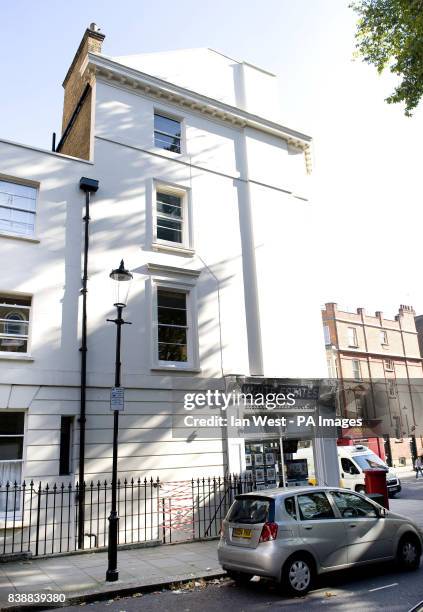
[304,526,313,530]
[349,524,357,528]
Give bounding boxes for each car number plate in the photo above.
[233,527,252,539]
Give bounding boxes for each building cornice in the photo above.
[82,53,313,172]
[327,347,423,363]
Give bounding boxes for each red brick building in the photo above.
[322,303,423,467]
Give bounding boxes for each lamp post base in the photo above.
[105,569,119,582]
[106,509,119,582]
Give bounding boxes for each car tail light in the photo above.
[259,521,278,543]
[219,522,224,537]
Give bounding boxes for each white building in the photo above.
[0,25,337,506]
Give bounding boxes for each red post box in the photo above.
[364,469,389,509]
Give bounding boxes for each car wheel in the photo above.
[397,535,421,571]
[226,570,252,584]
[282,554,315,596]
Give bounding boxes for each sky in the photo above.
[1,0,422,319]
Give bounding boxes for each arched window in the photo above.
[0,296,31,353]
[4,312,25,337]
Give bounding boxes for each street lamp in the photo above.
[106,260,133,582]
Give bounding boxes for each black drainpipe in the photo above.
[78,177,99,549]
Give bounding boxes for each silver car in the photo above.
[218,486,422,595]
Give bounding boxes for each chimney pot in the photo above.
[89,22,101,32]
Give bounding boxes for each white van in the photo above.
[337,444,401,497]
[296,444,401,497]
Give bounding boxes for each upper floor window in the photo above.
[0,180,37,238]
[327,357,338,379]
[156,190,183,244]
[151,181,193,253]
[154,112,181,153]
[380,330,388,345]
[157,288,188,363]
[388,380,397,398]
[352,359,362,380]
[323,325,331,345]
[384,359,394,371]
[347,326,358,347]
[0,296,31,354]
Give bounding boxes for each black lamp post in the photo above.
[106,260,133,583]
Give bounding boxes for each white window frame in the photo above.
[323,325,331,346]
[148,273,200,371]
[388,380,397,398]
[151,180,194,254]
[380,330,388,345]
[0,177,38,240]
[347,327,358,348]
[153,109,185,156]
[0,294,32,357]
[352,359,362,381]
[384,359,394,372]
[327,357,338,379]
[0,410,26,520]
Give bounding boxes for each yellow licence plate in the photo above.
[233,527,252,539]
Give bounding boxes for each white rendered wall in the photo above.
[112,48,281,120]
[0,61,327,483]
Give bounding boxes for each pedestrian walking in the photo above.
[415,456,423,479]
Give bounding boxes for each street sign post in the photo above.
[110,387,124,411]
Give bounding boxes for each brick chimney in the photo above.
[56,24,105,160]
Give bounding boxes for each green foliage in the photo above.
[351,0,423,115]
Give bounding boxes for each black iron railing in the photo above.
[0,474,257,557]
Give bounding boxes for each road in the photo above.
[56,475,423,612]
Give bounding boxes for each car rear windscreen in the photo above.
[227,497,271,524]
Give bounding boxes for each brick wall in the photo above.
[58,26,105,160]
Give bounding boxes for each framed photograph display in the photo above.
[265,452,275,465]
[255,468,265,481]
[254,453,264,466]
[245,454,252,467]
[266,468,276,481]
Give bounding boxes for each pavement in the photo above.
[1,474,423,611]
[0,540,223,610]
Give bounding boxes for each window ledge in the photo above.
[151,242,195,257]
[0,353,34,361]
[0,232,40,244]
[151,365,201,374]
[151,146,186,161]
